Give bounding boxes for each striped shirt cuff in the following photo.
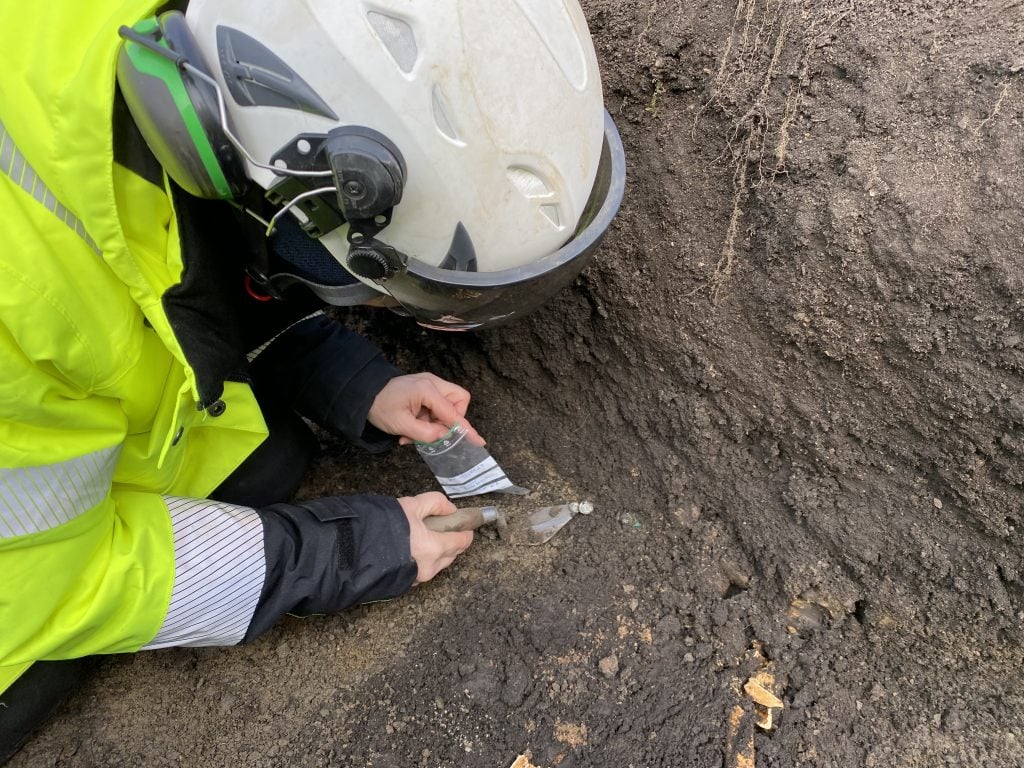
[143,497,266,649]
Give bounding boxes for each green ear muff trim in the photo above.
[123,32,233,199]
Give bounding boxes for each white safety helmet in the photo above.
[116,0,625,330]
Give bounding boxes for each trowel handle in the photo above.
[423,506,500,533]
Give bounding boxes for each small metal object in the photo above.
[478,506,500,526]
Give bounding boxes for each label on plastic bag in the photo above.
[416,424,528,499]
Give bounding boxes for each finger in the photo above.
[401,437,431,448]
[395,412,456,444]
[398,493,449,519]
[422,382,478,442]
[416,387,464,428]
[423,373,470,398]
[435,528,473,549]
[432,540,470,577]
[444,530,474,558]
[447,396,469,419]
[398,415,460,444]
[452,529,474,552]
[419,492,456,518]
[422,374,472,416]
[402,420,483,447]
[442,388,471,418]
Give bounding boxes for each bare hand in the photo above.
[369,373,485,446]
[399,492,473,583]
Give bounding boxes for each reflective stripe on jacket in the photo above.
[0,0,269,671]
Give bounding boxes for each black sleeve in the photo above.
[242,495,417,643]
[248,313,402,452]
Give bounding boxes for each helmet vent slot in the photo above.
[540,204,563,229]
[367,12,419,73]
[432,86,464,145]
[216,26,337,119]
[507,166,551,198]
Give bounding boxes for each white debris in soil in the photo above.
[598,654,620,678]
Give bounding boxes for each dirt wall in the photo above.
[12,1,1024,766]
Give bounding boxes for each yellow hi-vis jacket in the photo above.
[0,1,270,689]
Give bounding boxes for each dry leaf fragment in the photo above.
[744,678,784,730]
[509,755,541,768]
[755,707,774,730]
[744,678,784,709]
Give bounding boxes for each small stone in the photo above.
[683,653,695,663]
[933,498,943,510]
[219,694,236,714]
[598,654,619,679]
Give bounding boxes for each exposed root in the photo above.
[974,80,1011,137]
[691,0,853,301]
[713,132,753,301]
[633,0,661,65]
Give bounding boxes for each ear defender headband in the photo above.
[116,12,247,199]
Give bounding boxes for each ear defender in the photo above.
[116,12,247,199]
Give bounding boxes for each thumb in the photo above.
[403,418,456,444]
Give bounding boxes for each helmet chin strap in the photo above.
[257,271,384,307]
[241,212,394,307]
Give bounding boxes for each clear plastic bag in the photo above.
[416,424,529,499]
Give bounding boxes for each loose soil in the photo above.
[13,1,1024,766]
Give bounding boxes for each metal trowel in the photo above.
[423,501,593,546]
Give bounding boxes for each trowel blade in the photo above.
[523,501,593,546]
